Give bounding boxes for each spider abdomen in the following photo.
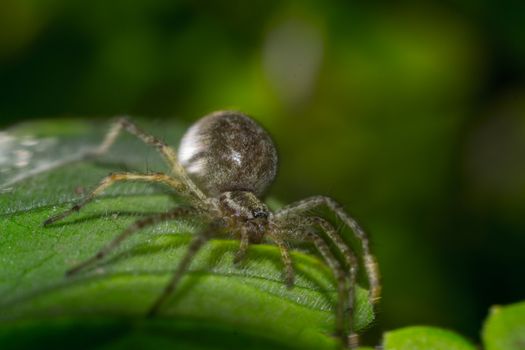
[178,111,277,197]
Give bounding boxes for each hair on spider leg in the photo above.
[43,110,380,349]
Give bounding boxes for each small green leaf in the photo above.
[383,326,476,350]
[483,301,525,350]
[0,119,374,349]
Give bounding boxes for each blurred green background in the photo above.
[1,0,524,344]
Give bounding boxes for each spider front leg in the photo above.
[232,224,295,288]
[276,215,359,348]
[276,196,381,304]
[233,226,250,265]
[90,117,206,201]
[43,172,188,226]
[304,216,359,348]
[66,207,196,276]
[267,231,295,288]
[303,231,348,345]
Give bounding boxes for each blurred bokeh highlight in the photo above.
[1,0,524,343]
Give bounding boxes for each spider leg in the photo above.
[66,207,196,276]
[147,223,216,317]
[267,231,295,288]
[275,196,380,304]
[233,226,250,264]
[303,216,359,348]
[43,172,189,226]
[304,231,347,343]
[90,117,206,201]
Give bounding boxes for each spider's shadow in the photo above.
[47,211,169,228]
[73,235,336,309]
[50,158,336,312]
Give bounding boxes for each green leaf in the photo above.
[383,326,476,350]
[0,119,374,349]
[483,301,525,350]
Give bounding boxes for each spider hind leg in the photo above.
[43,172,187,227]
[91,117,206,201]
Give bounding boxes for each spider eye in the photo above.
[252,209,268,219]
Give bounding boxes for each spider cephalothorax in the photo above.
[44,111,380,349]
[216,191,270,242]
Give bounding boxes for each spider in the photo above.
[43,111,380,349]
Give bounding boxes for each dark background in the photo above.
[1,0,524,344]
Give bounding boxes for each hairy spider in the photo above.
[43,111,380,349]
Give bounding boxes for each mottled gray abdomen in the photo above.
[178,111,278,197]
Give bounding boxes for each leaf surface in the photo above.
[383,326,476,350]
[483,301,525,350]
[0,119,374,349]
